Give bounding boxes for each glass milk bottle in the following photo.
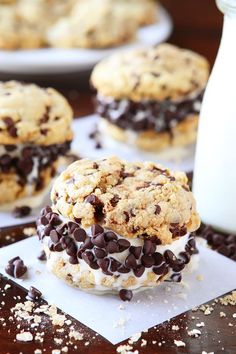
[193,0,236,233]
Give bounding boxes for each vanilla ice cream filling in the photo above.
[38,211,197,294]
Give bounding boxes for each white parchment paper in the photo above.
[0,237,235,344]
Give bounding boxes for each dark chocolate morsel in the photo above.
[91,224,104,236]
[129,246,142,259]
[133,265,145,277]
[28,286,42,301]
[117,239,131,252]
[125,254,137,269]
[141,255,155,268]
[119,289,133,302]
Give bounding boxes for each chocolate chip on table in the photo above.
[73,228,87,242]
[27,286,42,301]
[119,289,133,302]
[94,248,107,259]
[118,239,131,252]
[106,241,119,253]
[143,240,156,255]
[125,254,137,269]
[141,254,155,268]
[104,231,118,242]
[37,250,46,261]
[12,206,32,218]
[92,233,106,248]
[164,250,177,266]
[5,257,27,278]
[153,263,168,275]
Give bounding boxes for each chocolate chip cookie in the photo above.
[0,81,73,206]
[37,157,200,299]
[91,43,210,151]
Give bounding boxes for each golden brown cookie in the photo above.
[0,81,73,206]
[37,156,200,299]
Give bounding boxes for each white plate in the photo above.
[0,6,172,74]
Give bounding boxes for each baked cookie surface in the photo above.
[0,81,73,145]
[91,43,210,101]
[51,156,200,243]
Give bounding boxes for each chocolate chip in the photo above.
[66,242,77,257]
[110,258,121,272]
[110,195,120,207]
[5,257,27,278]
[124,212,130,222]
[86,195,104,221]
[118,239,131,252]
[82,236,94,250]
[171,273,182,282]
[12,206,31,218]
[155,205,161,215]
[69,256,79,265]
[125,254,137,269]
[217,244,230,257]
[90,261,99,270]
[39,216,49,226]
[118,265,130,274]
[164,250,177,266]
[44,225,53,236]
[94,248,107,259]
[91,224,104,236]
[3,117,17,137]
[129,246,142,259]
[143,240,156,255]
[49,213,61,226]
[153,252,164,266]
[133,265,145,277]
[54,242,64,252]
[153,263,168,275]
[104,231,118,242]
[92,233,106,248]
[97,258,111,274]
[82,251,94,265]
[178,251,191,264]
[106,241,119,253]
[28,286,42,301]
[68,221,79,234]
[50,230,60,244]
[119,289,133,302]
[141,255,155,268]
[172,258,185,272]
[212,234,225,246]
[73,228,87,242]
[37,250,46,261]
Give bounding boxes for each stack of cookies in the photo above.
[37,157,200,300]
[91,43,209,151]
[0,81,73,207]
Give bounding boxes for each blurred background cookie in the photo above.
[46,0,139,49]
[91,43,210,151]
[0,81,73,207]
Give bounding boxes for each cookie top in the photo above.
[47,0,138,49]
[91,43,210,101]
[51,156,200,244]
[0,81,73,145]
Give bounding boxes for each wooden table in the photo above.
[1,1,235,353]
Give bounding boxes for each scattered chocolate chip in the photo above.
[91,224,104,236]
[110,258,121,272]
[119,289,133,302]
[69,256,79,265]
[153,252,164,266]
[37,250,46,261]
[164,250,177,266]
[12,206,31,218]
[118,265,130,274]
[82,251,94,265]
[118,239,131,252]
[5,257,27,278]
[28,286,42,301]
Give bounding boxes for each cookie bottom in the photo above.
[99,115,198,152]
[0,164,55,205]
